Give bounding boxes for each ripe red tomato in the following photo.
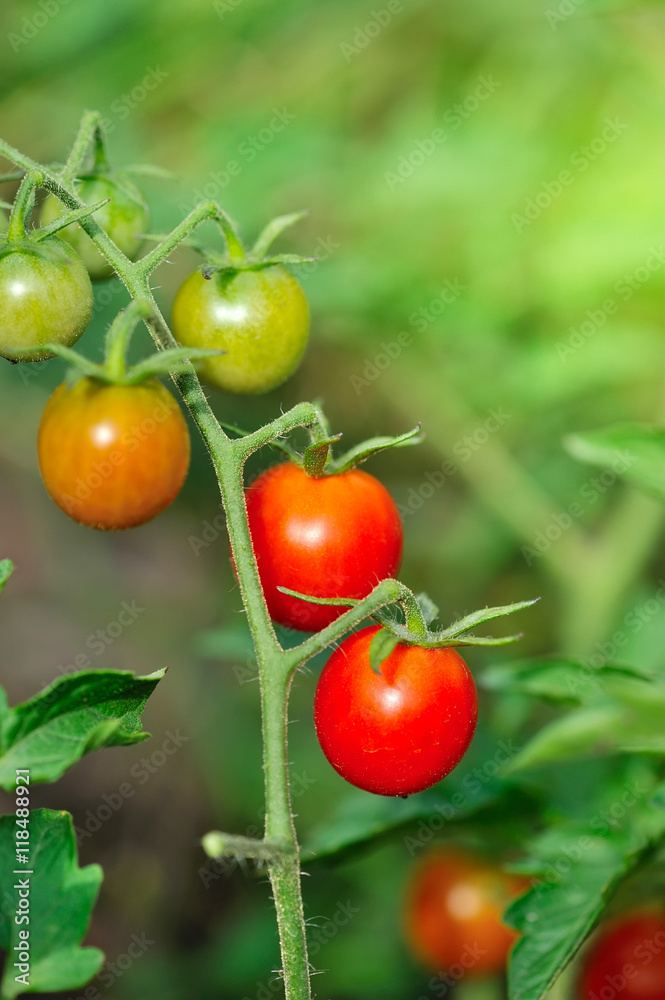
[404,849,525,976]
[245,463,403,632]
[578,911,665,1000]
[38,378,190,530]
[313,626,477,796]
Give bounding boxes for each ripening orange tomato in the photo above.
[404,849,526,977]
[38,377,190,530]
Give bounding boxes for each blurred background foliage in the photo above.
[2,0,665,997]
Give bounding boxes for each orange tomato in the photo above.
[404,849,526,977]
[38,378,190,530]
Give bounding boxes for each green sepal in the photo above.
[368,629,399,674]
[33,197,110,242]
[302,434,344,478]
[122,163,177,180]
[251,210,308,259]
[121,346,225,384]
[276,585,538,650]
[0,559,12,595]
[328,425,422,474]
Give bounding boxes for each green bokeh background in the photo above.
[2,1,665,997]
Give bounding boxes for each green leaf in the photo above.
[504,670,665,771]
[0,668,166,790]
[0,809,103,998]
[482,657,654,704]
[303,780,535,864]
[506,839,630,1000]
[368,629,399,674]
[0,560,13,595]
[565,424,665,501]
[506,789,665,1000]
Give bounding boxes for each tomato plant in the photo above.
[172,264,309,394]
[38,377,190,530]
[41,173,149,280]
[245,461,403,631]
[0,236,93,361]
[577,911,665,1000]
[314,626,478,795]
[403,848,525,977]
[0,112,536,1000]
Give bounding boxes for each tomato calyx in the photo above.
[1,170,111,248]
[44,298,224,387]
[278,580,539,668]
[148,208,316,281]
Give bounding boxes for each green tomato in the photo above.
[41,174,148,281]
[0,236,93,362]
[171,265,310,394]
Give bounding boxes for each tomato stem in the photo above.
[103,299,153,382]
[7,171,41,242]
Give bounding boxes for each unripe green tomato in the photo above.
[41,174,148,281]
[171,265,309,394]
[0,236,93,362]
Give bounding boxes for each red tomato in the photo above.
[38,378,190,530]
[578,911,665,1000]
[313,626,478,796]
[245,463,403,632]
[404,849,525,976]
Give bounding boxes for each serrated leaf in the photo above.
[506,796,665,1000]
[0,560,12,595]
[0,668,166,790]
[0,809,103,998]
[368,629,399,674]
[565,424,665,500]
[506,840,629,1000]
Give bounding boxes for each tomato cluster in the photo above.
[403,849,525,977]
[3,139,479,799]
[245,459,478,795]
